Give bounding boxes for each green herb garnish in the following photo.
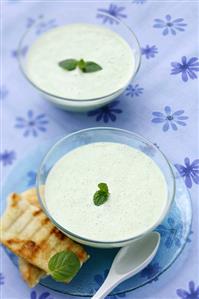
[48,250,80,282]
[93,183,110,206]
[59,59,77,71]
[58,58,102,73]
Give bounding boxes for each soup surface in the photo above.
[45,142,168,242]
[26,23,135,100]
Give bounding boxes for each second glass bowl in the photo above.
[36,127,175,248]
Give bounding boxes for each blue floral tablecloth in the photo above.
[1,1,199,299]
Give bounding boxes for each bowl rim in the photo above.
[36,127,176,246]
[18,12,141,103]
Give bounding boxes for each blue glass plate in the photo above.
[1,139,192,297]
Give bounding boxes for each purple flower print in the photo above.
[152,106,188,132]
[27,171,37,186]
[12,46,28,59]
[125,84,144,97]
[30,290,53,299]
[0,85,8,99]
[177,281,199,299]
[87,101,122,123]
[157,217,183,248]
[141,45,158,59]
[0,273,5,285]
[154,15,187,36]
[15,110,49,137]
[97,4,127,24]
[94,270,126,298]
[171,56,199,82]
[0,150,16,166]
[175,158,199,189]
[140,262,161,281]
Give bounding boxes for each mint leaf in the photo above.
[93,183,109,206]
[59,59,78,71]
[83,61,102,73]
[48,250,80,282]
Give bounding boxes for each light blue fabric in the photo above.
[1,1,199,299]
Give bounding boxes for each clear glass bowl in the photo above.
[37,127,175,248]
[18,12,141,112]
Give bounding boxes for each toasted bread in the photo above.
[0,190,89,284]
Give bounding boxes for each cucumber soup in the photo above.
[26,24,135,100]
[45,142,168,242]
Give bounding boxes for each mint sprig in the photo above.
[48,250,80,282]
[58,58,102,73]
[93,183,110,206]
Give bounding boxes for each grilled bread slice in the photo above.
[0,191,89,283]
[18,257,46,288]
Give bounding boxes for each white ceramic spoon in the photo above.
[92,232,160,299]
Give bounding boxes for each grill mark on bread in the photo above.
[6,239,41,259]
[50,227,65,240]
[22,212,49,240]
[29,223,54,241]
[32,210,42,217]
[9,207,41,236]
[7,238,23,245]
[41,226,69,261]
[10,193,21,207]
[41,218,50,225]
[5,195,31,231]
[17,214,37,235]
[6,211,24,231]
[20,240,40,259]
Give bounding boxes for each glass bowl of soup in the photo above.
[36,127,175,248]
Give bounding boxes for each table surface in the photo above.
[1,1,199,299]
